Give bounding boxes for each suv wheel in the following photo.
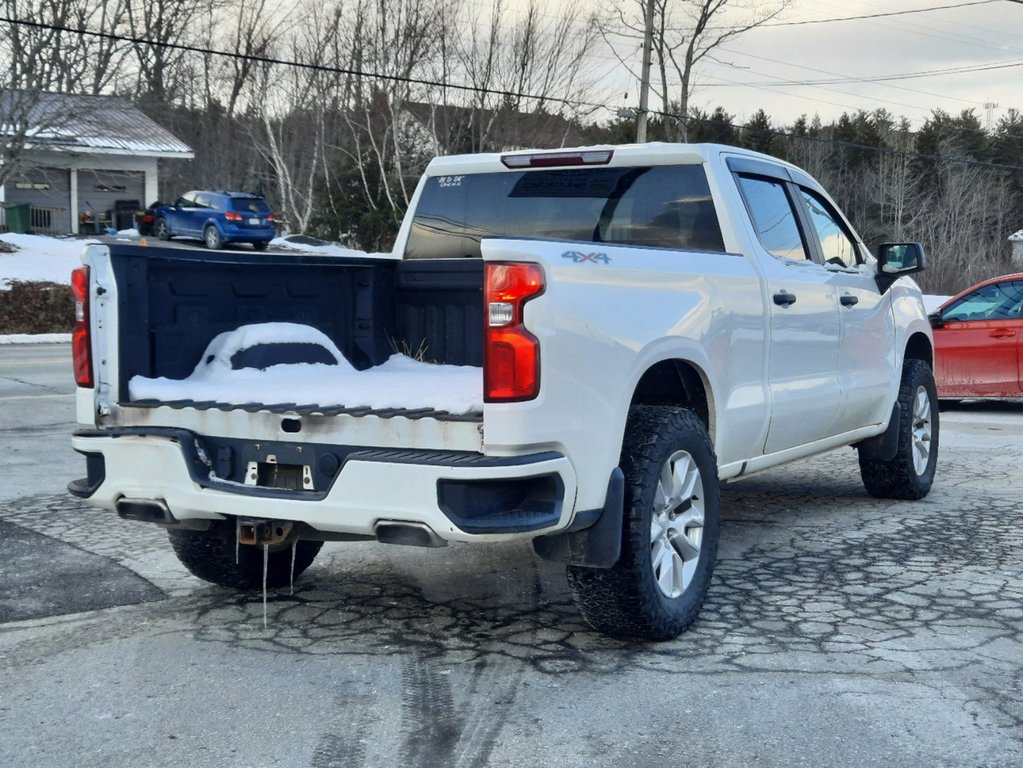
[252,240,269,252]
[204,225,224,250]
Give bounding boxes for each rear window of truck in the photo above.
[404,165,725,258]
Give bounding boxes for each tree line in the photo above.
[2,0,1021,293]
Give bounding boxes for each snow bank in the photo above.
[923,295,951,314]
[0,333,71,345]
[270,235,394,260]
[129,322,483,414]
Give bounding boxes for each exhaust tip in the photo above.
[375,521,447,549]
[116,497,172,525]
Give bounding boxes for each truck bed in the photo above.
[106,245,484,419]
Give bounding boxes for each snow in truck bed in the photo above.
[128,323,483,415]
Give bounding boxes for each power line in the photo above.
[711,57,1023,87]
[0,15,581,109]
[763,0,1001,27]
[2,14,1022,174]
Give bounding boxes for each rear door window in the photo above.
[404,165,724,258]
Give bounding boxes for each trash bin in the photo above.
[3,203,31,234]
[113,199,140,231]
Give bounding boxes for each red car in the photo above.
[930,273,1023,399]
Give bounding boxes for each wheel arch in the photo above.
[629,358,714,443]
[903,331,933,368]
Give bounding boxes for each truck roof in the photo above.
[423,142,796,177]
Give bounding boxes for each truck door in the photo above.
[734,172,843,453]
[793,186,896,431]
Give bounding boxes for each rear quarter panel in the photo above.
[481,238,768,511]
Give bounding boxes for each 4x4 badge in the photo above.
[562,251,611,264]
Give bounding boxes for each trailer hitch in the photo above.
[237,518,295,547]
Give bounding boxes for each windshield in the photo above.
[404,165,724,259]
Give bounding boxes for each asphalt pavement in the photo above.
[1,344,1021,767]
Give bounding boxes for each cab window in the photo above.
[799,188,859,268]
[735,175,808,262]
[404,165,725,258]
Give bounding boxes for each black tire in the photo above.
[567,406,720,641]
[168,521,323,590]
[858,359,939,500]
[204,225,224,250]
[154,217,170,240]
[252,240,269,252]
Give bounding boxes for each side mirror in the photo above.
[928,312,944,329]
[876,242,925,291]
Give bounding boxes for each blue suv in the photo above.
[153,191,276,250]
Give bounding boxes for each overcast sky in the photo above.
[571,0,1023,130]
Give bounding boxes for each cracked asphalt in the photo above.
[1,344,1021,767]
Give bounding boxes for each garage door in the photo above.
[5,168,72,234]
[78,170,146,230]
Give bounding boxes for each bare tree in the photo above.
[124,0,207,101]
[603,0,789,140]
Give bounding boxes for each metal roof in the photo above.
[1,90,193,157]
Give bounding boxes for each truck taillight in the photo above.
[71,266,93,388]
[484,263,544,402]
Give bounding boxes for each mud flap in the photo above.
[532,468,624,568]
[856,402,901,462]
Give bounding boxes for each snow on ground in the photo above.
[0,233,95,287]
[923,295,951,313]
[129,322,483,414]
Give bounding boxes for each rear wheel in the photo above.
[154,217,170,240]
[567,406,720,640]
[204,225,224,250]
[859,359,939,499]
[252,240,269,252]
[168,521,323,590]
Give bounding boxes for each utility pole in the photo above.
[636,0,655,143]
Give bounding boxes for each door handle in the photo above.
[989,329,1017,338]
[773,290,797,307]
[840,294,859,307]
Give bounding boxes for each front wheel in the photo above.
[168,521,323,590]
[204,225,224,250]
[858,359,939,499]
[567,406,720,640]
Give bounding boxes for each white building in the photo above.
[1,91,193,234]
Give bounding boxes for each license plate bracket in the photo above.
[244,457,313,490]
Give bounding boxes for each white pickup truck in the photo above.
[69,143,937,640]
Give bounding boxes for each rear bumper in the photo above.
[220,222,274,242]
[70,429,578,542]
